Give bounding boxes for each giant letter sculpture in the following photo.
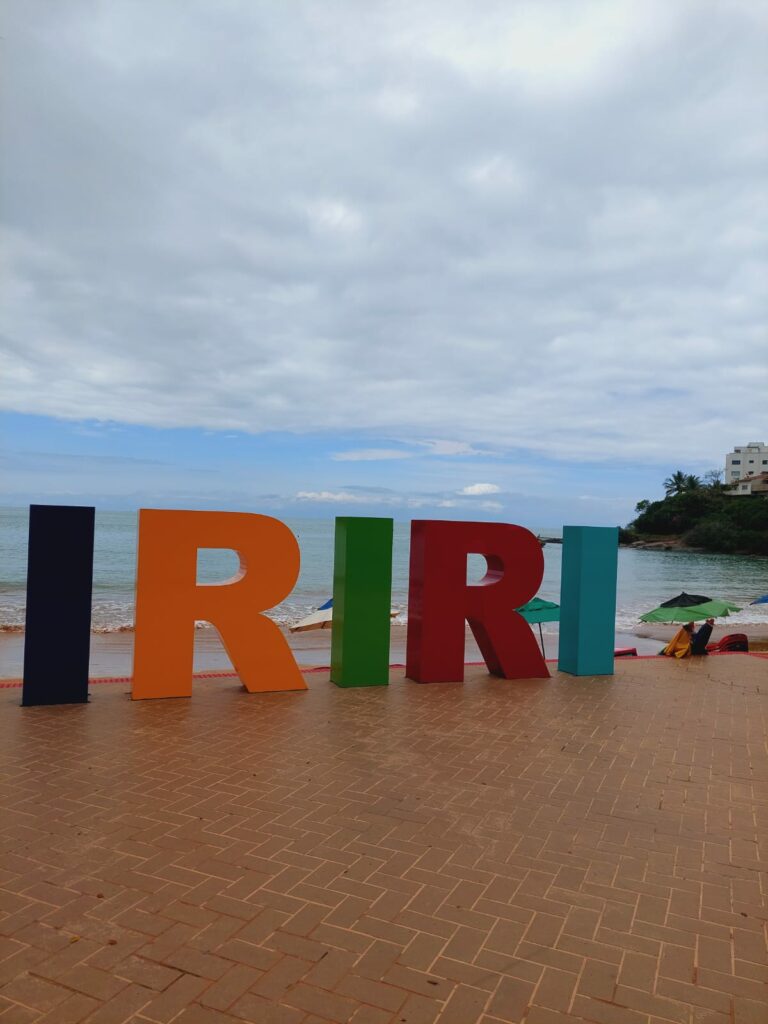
[132,510,305,699]
[558,526,618,676]
[331,517,393,687]
[22,504,95,706]
[406,520,548,683]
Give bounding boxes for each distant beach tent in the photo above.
[516,597,560,657]
[751,594,768,605]
[290,599,398,633]
[640,592,741,623]
[289,598,335,632]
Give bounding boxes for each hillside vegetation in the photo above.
[622,471,768,556]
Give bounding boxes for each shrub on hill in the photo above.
[631,489,720,535]
[628,484,767,556]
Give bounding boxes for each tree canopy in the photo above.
[626,473,767,555]
[663,470,702,496]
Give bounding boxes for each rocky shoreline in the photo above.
[621,535,768,556]
[621,536,702,552]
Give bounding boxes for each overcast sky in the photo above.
[2,0,766,525]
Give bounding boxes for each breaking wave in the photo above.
[0,599,410,633]
[2,600,765,635]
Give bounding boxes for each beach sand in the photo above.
[0,654,765,1023]
[0,622,680,679]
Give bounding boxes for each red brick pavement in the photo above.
[0,655,766,1023]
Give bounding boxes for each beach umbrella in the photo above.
[751,594,768,605]
[639,598,741,623]
[660,592,712,608]
[516,597,560,656]
[290,598,334,632]
[290,599,398,633]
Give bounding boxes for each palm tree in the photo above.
[664,471,703,496]
[663,471,688,496]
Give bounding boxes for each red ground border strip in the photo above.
[1,650,763,689]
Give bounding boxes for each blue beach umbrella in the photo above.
[751,595,768,605]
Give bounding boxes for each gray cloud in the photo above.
[2,0,766,462]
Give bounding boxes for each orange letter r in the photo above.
[131,510,305,699]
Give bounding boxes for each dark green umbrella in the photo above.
[516,597,560,656]
[640,597,741,623]
[660,592,712,608]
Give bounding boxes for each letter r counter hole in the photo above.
[466,553,487,586]
[196,548,242,586]
[466,553,503,586]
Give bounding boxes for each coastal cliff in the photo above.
[620,478,768,556]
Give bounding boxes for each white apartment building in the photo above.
[725,441,768,494]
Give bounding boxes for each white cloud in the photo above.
[394,0,681,96]
[293,486,506,512]
[295,490,375,503]
[2,447,641,524]
[332,441,489,461]
[303,199,363,235]
[332,448,412,461]
[467,156,526,195]
[374,88,420,121]
[419,441,489,457]
[459,483,501,495]
[1,1,766,467]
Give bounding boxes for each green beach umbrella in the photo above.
[639,598,741,624]
[516,597,560,656]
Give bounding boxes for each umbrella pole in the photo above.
[538,622,545,659]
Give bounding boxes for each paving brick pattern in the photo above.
[1,655,766,1023]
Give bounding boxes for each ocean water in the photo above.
[1,507,767,633]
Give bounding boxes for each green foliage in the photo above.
[663,470,702,496]
[663,470,687,496]
[684,519,768,556]
[631,489,716,535]
[629,481,768,556]
[683,519,739,553]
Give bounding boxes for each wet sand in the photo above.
[2,623,673,679]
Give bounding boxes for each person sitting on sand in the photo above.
[662,622,694,658]
[691,618,715,655]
